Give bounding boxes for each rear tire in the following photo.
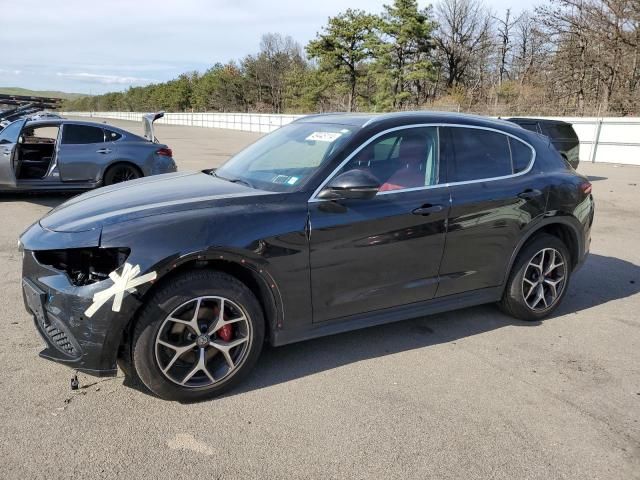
[499,234,571,321]
[132,270,264,401]
[103,163,141,185]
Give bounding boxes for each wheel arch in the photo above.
[118,250,283,363]
[503,216,583,287]
[102,160,144,184]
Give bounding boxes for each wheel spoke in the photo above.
[157,341,197,373]
[180,347,213,385]
[210,337,248,369]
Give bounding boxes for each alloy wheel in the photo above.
[111,166,139,183]
[521,248,566,312]
[154,296,252,388]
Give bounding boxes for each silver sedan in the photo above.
[0,113,176,192]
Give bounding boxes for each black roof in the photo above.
[296,111,519,130]
[506,117,573,126]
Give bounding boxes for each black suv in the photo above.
[506,118,580,169]
[20,112,594,401]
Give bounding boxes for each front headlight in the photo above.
[34,247,131,286]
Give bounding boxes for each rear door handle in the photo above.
[517,189,542,200]
[96,148,112,154]
[412,204,444,215]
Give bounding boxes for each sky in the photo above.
[1,0,528,95]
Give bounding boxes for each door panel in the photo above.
[309,187,451,323]
[435,126,546,297]
[0,119,26,188]
[436,175,546,296]
[58,124,113,182]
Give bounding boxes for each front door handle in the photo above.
[517,189,543,200]
[2,149,10,156]
[412,204,444,216]
[96,148,112,154]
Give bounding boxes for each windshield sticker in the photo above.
[287,176,299,185]
[306,131,342,142]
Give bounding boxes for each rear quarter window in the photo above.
[444,127,533,181]
[104,130,122,141]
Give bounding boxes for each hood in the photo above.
[143,111,164,143]
[40,171,262,233]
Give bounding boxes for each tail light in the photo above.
[580,181,592,195]
[156,147,173,157]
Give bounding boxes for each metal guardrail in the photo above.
[63,112,640,165]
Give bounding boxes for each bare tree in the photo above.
[434,0,493,90]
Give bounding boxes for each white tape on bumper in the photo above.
[84,263,157,318]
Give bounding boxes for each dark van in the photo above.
[506,118,580,169]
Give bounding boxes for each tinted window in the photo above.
[338,127,440,191]
[517,122,539,133]
[105,129,122,141]
[509,137,533,173]
[61,125,105,144]
[446,128,513,182]
[542,123,576,139]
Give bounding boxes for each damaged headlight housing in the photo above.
[34,247,131,286]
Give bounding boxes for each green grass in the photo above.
[0,87,88,101]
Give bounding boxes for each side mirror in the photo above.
[317,169,381,200]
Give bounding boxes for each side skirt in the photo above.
[271,286,503,347]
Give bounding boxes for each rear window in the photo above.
[542,123,576,139]
[61,125,105,144]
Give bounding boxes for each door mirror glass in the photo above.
[318,169,381,200]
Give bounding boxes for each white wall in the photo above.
[63,111,640,165]
[64,111,303,133]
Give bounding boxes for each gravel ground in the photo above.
[0,118,638,479]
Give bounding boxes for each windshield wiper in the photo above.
[227,177,255,188]
[212,172,255,189]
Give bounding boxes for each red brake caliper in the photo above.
[218,323,233,342]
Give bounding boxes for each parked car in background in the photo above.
[28,112,63,121]
[0,112,176,192]
[20,112,594,401]
[506,117,580,169]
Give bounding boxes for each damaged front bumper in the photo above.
[20,224,142,377]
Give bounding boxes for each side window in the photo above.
[61,125,105,145]
[509,137,533,173]
[337,127,440,192]
[446,128,513,182]
[104,129,122,142]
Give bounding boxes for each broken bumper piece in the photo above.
[21,248,141,377]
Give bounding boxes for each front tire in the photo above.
[132,270,265,401]
[499,234,571,321]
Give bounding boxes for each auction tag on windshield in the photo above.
[306,131,342,142]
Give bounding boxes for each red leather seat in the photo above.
[380,135,430,192]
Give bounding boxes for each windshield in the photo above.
[215,122,355,192]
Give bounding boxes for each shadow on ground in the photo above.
[118,252,629,401]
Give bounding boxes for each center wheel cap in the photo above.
[196,334,210,348]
